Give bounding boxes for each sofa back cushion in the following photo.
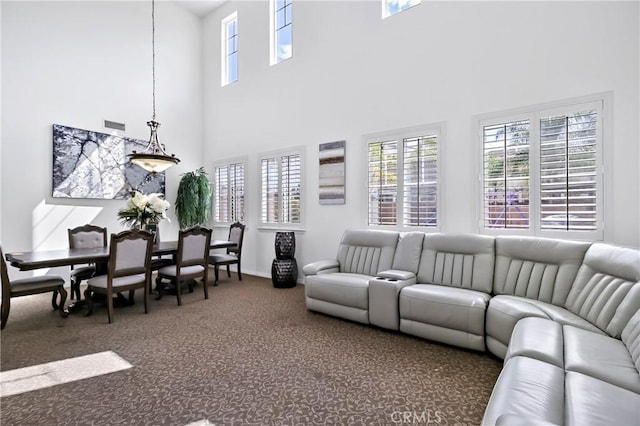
[416,233,495,293]
[565,243,640,337]
[493,236,591,305]
[337,229,399,276]
[391,232,425,274]
[621,309,640,372]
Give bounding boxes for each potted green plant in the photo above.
[174,167,212,230]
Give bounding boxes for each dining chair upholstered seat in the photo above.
[87,274,147,288]
[209,222,245,285]
[68,225,107,300]
[1,246,68,330]
[84,230,153,324]
[159,265,205,277]
[156,226,212,306]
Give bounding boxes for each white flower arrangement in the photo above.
[117,191,170,229]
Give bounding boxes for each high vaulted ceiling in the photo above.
[173,0,226,18]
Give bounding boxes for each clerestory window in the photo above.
[221,12,238,86]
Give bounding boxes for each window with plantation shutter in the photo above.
[281,154,301,223]
[214,159,246,224]
[368,140,398,226]
[260,150,303,226]
[482,120,530,229]
[261,158,279,223]
[403,135,438,227]
[215,166,229,222]
[366,124,442,229]
[539,109,598,231]
[228,163,245,223]
[479,96,604,239]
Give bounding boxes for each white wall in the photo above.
[2,1,638,282]
[1,1,202,278]
[202,1,640,277]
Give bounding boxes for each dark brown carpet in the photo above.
[1,275,502,425]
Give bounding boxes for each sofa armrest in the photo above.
[369,272,417,330]
[302,260,340,276]
[376,269,416,281]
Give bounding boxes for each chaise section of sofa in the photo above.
[303,229,399,324]
[399,233,496,351]
[484,310,640,425]
[485,241,640,426]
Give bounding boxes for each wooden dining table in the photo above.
[5,240,237,312]
[5,240,236,271]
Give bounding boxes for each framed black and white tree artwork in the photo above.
[52,124,165,199]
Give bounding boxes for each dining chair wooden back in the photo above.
[1,246,68,330]
[84,230,154,324]
[209,222,245,284]
[67,224,107,300]
[156,226,212,306]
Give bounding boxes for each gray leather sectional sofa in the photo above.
[303,229,640,426]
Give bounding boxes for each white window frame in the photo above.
[269,0,292,65]
[212,156,247,226]
[476,93,607,241]
[364,123,444,232]
[221,11,238,86]
[382,0,420,19]
[258,147,304,230]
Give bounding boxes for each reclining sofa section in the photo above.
[303,229,640,425]
[303,229,399,324]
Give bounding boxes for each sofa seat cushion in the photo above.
[564,325,640,393]
[486,295,604,358]
[304,273,371,309]
[565,372,640,426]
[400,284,490,334]
[481,356,564,426]
[505,317,564,368]
[399,284,491,351]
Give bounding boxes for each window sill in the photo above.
[257,225,306,233]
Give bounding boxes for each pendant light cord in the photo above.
[151,0,156,121]
[129,0,180,171]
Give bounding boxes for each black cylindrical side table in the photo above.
[272,232,297,288]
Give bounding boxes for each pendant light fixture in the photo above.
[129,0,180,174]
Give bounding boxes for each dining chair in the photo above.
[84,230,154,324]
[209,222,245,285]
[156,226,212,306]
[1,246,68,330]
[68,224,107,300]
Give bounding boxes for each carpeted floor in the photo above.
[1,274,502,425]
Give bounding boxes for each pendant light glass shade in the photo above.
[130,120,179,173]
[129,0,180,174]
